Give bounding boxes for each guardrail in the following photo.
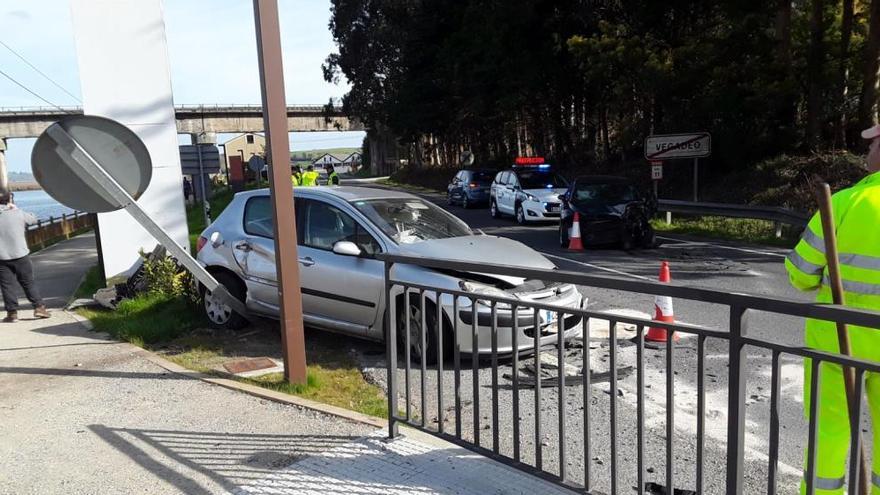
[657,199,810,235]
[380,252,880,494]
[26,211,94,250]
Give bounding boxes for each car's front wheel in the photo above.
[397,295,452,365]
[202,271,248,330]
[515,204,526,225]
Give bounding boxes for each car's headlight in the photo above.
[459,280,509,297]
[524,193,538,202]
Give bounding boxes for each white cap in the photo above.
[861,124,880,140]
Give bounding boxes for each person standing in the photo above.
[301,165,319,186]
[291,165,302,186]
[785,124,880,494]
[325,164,340,185]
[0,189,50,322]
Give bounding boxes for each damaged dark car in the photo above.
[558,176,658,249]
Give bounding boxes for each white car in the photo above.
[489,164,569,224]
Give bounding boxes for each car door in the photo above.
[450,171,463,201]
[297,198,384,333]
[502,172,518,214]
[231,195,282,316]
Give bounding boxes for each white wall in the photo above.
[71,0,189,278]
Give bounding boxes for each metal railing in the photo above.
[0,104,343,115]
[26,211,94,250]
[380,253,880,494]
[658,199,810,229]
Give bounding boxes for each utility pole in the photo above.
[253,0,307,384]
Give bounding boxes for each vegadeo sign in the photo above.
[645,133,711,160]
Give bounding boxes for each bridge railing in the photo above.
[26,211,95,250]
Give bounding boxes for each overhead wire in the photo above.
[0,39,81,103]
[0,68,76,113]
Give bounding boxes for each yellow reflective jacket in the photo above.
[291,173,301,186]
[301,171,319,186]
[785,170,880,352]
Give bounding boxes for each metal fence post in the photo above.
[384,261,399,438]
[726,306,749,493]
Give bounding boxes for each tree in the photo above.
[806,0,827,148]
[859,0,880,130]
[835,0,854,147]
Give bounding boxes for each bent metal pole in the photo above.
[816,183,869,495]
[253,0,308,384]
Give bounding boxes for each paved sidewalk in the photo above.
[0,235,576,495]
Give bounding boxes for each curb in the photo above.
[65,310,387,429]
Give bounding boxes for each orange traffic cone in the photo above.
[568,212,584,251]
[645,261,679,342]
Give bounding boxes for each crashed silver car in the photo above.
[196,186,584,362]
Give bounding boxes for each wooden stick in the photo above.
[816,183,870,495]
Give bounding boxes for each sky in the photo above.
[0,0,363,173]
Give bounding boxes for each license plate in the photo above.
[548,206,560,212]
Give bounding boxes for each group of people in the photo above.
[290,163,339,187]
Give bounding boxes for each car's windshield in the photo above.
[517,171,568,189]
[352,198,473,244]
[469,171,494,184]
[572,182,639,204]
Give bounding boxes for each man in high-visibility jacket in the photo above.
[325,164,340,185]
[301,165,319,186]
[290,165,302,186]
[786,124,880,494]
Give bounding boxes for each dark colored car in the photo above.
[447,169,494,208]
[558,176,658,249]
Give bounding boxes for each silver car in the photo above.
[196,186,584,362]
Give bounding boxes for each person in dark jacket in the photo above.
[0,189,49,322]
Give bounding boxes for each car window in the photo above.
[454,171,463,182]
[572,182,638,203]
[471,171,493,184]
[507,172,519,187]
[243,196,274,238]
[302,199,380,255]
[517,171,567,189]
[352,198,472,244]
[498,172,509,185]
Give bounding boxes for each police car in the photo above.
[489,158,569,224]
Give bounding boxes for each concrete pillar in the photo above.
[194,131,217,145]
[0,138,7,192]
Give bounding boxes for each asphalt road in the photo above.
[356,184,840,494]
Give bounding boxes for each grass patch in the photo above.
[77,294,204,345]
[651,216,799,248]
[377,178,442,194]
[73,264,105,299]
[244,368,387,418]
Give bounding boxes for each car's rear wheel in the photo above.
[202,271,248,330]
[490,200,501,219]
[516,204,526,225]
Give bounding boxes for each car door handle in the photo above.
[234,241,253,252]
[298,257,315,267]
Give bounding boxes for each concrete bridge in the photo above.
[0,104,367,188]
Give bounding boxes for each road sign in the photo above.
[179,144,220,175]
[32,115,249,320]
[645,132,711,160]
[651,164,663,180]
[247,154,266,173]
[32,115,152,213]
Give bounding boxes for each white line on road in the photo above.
[541,252,656,281]
[657,236,788,258]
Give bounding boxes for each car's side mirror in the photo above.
[332,241,362,257]
[209,231,224,248]
[557,194,566,202]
